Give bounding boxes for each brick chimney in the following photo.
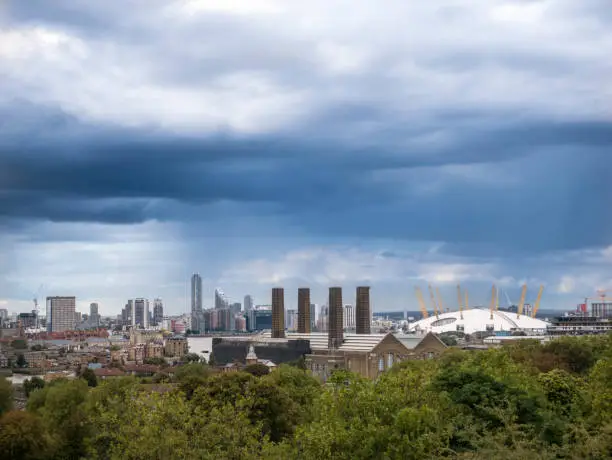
[271,287,285,338]
[328,287,343,349]
[297,288,311,333]
[356,286,371,334]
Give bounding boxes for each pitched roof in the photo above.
[394,332,447,350]
[260,332,389,353]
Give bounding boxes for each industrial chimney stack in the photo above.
[271,287,285,338]
[328,287,344,349]
[297,288,311,333]
[356,286,371,334]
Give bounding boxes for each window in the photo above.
[387,353,394,368]
[378,357,384,372]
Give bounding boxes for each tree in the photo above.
[0,377,13,416]
[244,363,270,377]
[81,368,98,387]
[439,335,458,346]
[207,352,216,366]
[11,339,28,350]
[143,357,167,366]
[174,363,212,399]
[183,353,201,363]
[23,377,45,397]
[152,372,171,383]
[16,354,27,368]
[0,411,52,460]
[27,379,91,459]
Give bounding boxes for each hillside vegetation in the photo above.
[1,335,611,459]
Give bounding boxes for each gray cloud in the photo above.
[1,0,611,311]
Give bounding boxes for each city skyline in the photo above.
[1,2,611,315]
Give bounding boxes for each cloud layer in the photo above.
[1,0,611,313]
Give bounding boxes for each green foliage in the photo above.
[11,339,28,349]
[152,371,171,383]
[0,334,607,459]
[0,377,13,416]
[23,377,46,397]
[244,362,270,376]
[439,334,458,346]
[183,352,201,363]
[27,379,91,459]
[30,344,44,351]
[81,368,98,387]
[143,356,167,365]
[0,410,52,460]
[174,362,212,399]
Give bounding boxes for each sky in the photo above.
[1,0,611,316]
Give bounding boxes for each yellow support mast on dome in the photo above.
[435,287,448,313]
[456,284,464,320]
[414,286,429,319]
[428,284,440,320]
[517,284,528,319]
[489,284,497,320]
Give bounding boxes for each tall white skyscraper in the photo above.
[310,303,317,331]
[344,304,356,329]
[286,309,298,331]
[191,274,203,314]
[244,295,254,311]
[191,274,204,332]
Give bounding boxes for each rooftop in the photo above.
[260,331,389,353]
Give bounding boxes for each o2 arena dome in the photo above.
[408,307,548,335]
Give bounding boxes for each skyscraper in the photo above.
[298,288,311,333]
[286,309,298,331]
[328,287,343,349]
[344,304,355,329]
[153,298,164,326]
[46,296,76,332]
[244,295,254,311]
[191,274,203,332]
[271,287,285,338]
[356,286,371,334]
[215,288,229,310]
[310,303,317,331]
[191,274,202,313]
[90,302,100,327]
[131,298,149,329]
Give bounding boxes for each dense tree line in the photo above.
[0,334,611,459]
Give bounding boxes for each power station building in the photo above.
[260,286,446,381]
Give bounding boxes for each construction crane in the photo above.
[489,285,497,320]
[414,287,429,319]
[456,284,464,320]
[517,284,528,319]
[495,286,500,311]
[435,287,448,313]
[531,285,544,318]
[32,284,44,331]
[428,284,440,320]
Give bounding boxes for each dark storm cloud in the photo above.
[2,0,611,257]
[1,98,611,254]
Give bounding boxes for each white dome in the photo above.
[408,308,548,335]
